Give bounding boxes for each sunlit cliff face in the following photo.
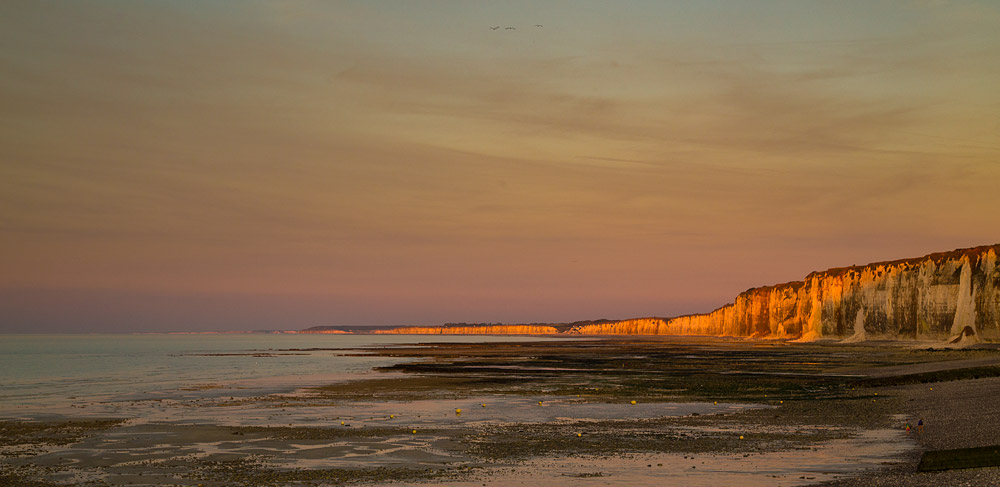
[570,318,671,335]
[566,245,1000,341]
[359,245,1000,341]
[373,325,559,335]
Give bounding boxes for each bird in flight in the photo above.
[505,26,515,30]
[490,26,499,30]
[535,24,543,27]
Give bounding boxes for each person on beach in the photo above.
[918,419,924,434]
[905,422,911,433]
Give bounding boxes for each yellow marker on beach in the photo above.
[577,433,582,437]
[539,401,543,405]
[630,400,636,405]
[739,435,744,440]
[929,388,933,391]
[412,429,417,434]
[456,408,462,414]
[482,403,486,407]
[779,401,783,404]
[340,421,344,425]
[390,415,394,419]
[713,401,717,405]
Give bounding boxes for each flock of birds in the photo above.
[490,25,542,30]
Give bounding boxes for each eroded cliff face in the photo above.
[571,245,1000,340]
[569,318,670,335]
[372,325,559,335]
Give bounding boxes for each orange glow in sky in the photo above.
[2,1,999,331]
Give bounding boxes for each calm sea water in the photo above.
[0,333,553,415]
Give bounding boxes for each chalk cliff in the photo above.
[372,325,559,335]
[570,244,1000,341]
[570,318,671,335]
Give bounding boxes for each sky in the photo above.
[2,1,999,333]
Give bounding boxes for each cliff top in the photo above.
[807,244,1000,279]
[732,244,1000,294]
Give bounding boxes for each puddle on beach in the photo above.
[9,396,763,468]
[3,367,911,487]
[5,395,915,486]
[390,429,913,487]
[9,388,759,428]
[287,397,760,427]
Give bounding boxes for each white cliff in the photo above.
[570,245,1000,341]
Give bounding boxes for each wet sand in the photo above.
[821,376,1000,486]
[3,337,1000,486]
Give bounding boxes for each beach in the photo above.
[3,336,1000,486]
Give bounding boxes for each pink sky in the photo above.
[2,1,999,332]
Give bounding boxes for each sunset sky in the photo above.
[2,1,999,332]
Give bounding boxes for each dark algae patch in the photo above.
[312,375,523,401]
[228,424,455,440]
[464,395,899,461]
[362,339,1000,402]
[194,459,472,486]
[860,365,1000,387]
[0,467,68,487]
[0,419,127,457]
[918,445,1000,472]
[466,416,838,460]
[0,419,128,487]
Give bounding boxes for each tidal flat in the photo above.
[4,337,1000,486]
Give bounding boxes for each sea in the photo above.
[0,333,551,416]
